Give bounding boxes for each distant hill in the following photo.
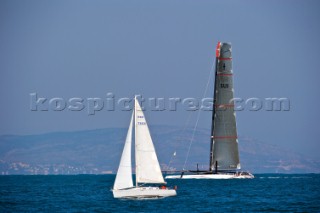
[0,126,319,174]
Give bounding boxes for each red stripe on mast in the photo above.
[219,57,232,60]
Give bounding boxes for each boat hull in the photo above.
[165,172,254,179]
[113,187,177,199]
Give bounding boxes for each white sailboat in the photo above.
[113,97,177,199]
[166,42,254,179]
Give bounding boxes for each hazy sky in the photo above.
[1,0,320,159]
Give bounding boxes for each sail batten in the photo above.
[210,42,240,171]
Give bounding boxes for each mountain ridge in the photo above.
[0,126,319,174]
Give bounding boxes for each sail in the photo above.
[134,98,166,184]
[113,111,134,190]
[210,42,241,171]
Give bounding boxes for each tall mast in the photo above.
[134,96,138,187]
[209,42,221,171]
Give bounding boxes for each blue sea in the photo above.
[1,174,319,212]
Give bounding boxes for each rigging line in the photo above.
[167,112,193,170]
[182,57,216,170]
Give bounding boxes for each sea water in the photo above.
[1,174,319,212]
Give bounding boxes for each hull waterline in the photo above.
[165,172,254,179]
[113,187,177,199]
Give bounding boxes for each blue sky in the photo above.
[1,0,320,159]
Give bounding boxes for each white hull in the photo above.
[165,172,254,179]
[113,187,177,199]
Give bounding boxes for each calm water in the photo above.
[1,174,319,212]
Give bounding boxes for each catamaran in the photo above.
[112,96,177,198]
[166,42,254,179]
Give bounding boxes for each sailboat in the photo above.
[112,96,177,198]
[166,42,254,179]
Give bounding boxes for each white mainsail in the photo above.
[134,98,165,185]
[113,111,134,190]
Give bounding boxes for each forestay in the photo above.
[113,111,134,190]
